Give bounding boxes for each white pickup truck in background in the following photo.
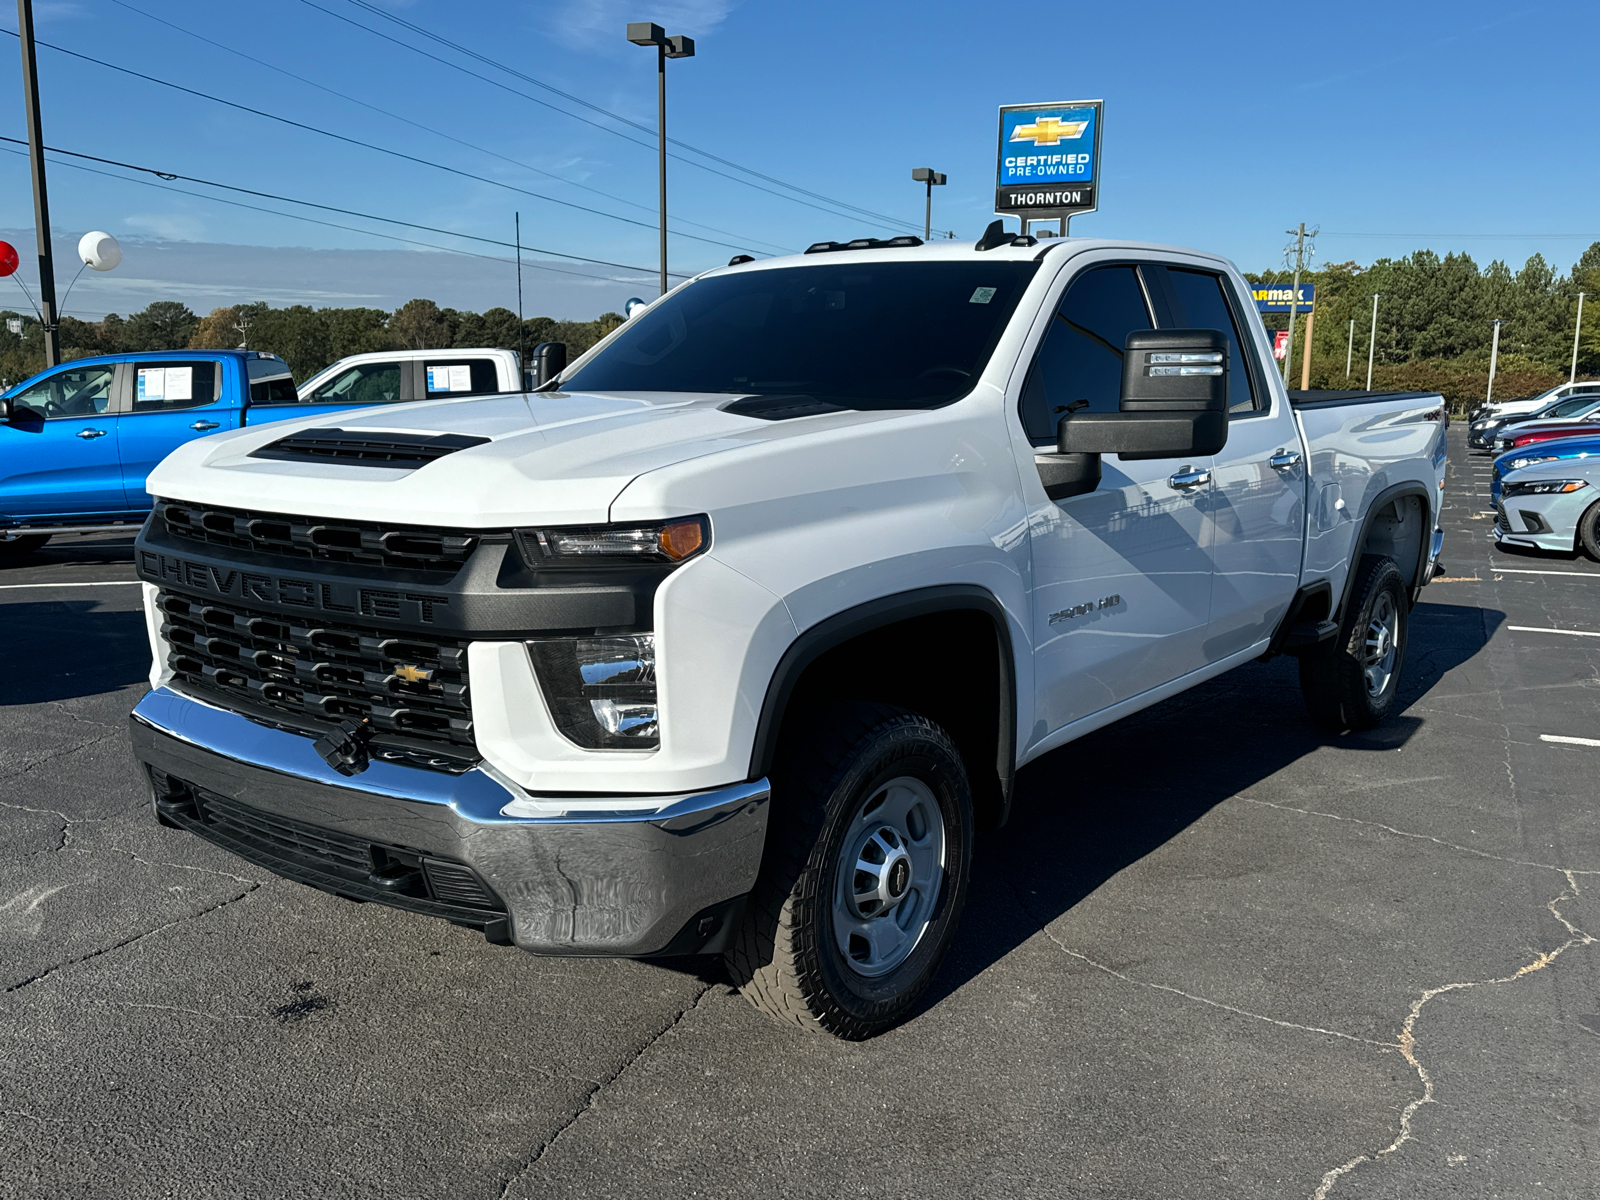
[295,345,567,405]
[127,228,1446,1040]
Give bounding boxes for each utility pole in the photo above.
[16,0,59,366]
[911,168,946,240]
[515,212,525,373]
[1365,293,1382,392]
[1571,291,1586,383]
[1487,318,1504,404]
[627,23,694,296]
[1346,317,1355,381]
[1280,223,1317,385]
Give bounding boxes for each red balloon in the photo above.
[0,241,16,278]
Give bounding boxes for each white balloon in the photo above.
[78,231,121,272]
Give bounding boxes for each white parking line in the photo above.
[0,580,140,591]
[1541,734,1600,748]
[1491,567,1600,577]
[1508,625,1600,638]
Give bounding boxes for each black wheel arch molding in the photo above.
[747,584,1019,829]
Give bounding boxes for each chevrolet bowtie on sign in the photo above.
[996,100,1103,223]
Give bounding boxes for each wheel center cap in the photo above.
[888,857,910,899]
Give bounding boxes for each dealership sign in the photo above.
[996,100,1103,220]
[1252,283,1316,312]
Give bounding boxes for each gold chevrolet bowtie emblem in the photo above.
[393,664,433,683]
[1010,116,1090,146]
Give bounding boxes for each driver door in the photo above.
[0,362,127,520]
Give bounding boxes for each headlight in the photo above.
[514,516,708,567]
[1502,479,1588,498]
[1506,455,1558,471]
[527,634,659,748]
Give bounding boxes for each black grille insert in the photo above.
[149,770,508,936]
[251,428,490,467]
[159,588,476,769]
[155,498,484,574]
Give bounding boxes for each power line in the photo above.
[102,0,794,257]
[1321,231,1594,240]
[0,26,765,258]
[0,135,684,279]
[339,0,923,233]
[292,0,920,235]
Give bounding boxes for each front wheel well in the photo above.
[754,601,1014,830]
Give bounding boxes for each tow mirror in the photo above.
[528,341,568,390]
[1037,329,1230,500]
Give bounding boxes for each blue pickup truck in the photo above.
[0,349,405,556]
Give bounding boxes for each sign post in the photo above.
[996,100,1103,235]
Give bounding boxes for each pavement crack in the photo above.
[494,982,717,1198]
[1310,873,1597,1200]
[3,883,260,996]
[1237,796,1599,876]
[1010,883,1393,1049]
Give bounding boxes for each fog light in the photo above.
[527,634,659,749]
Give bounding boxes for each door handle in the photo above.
[1269,450,1302,470]
[189,420,220,431]
[1167,467,1211,490]
[76,427,106,439]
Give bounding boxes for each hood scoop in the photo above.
[251,428,490,468]
[723,394,847,421]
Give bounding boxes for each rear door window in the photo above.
[1161,268,1260,414]
[423,358,500,398]
[1020,264,1154,442]
[304,362,404,404]
[131,361,221,412]
[246,356,297,404]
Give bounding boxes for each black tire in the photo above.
[1578,499,1600,563]
[1299,554,1408,732]
[0,533,50,558]
[727,702,974,1040]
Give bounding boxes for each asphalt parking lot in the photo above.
[3,426,1598,1200]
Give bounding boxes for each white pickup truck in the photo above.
[128,230,1447,1039]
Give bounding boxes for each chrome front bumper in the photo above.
[129,688,770,956]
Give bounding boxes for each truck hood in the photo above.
[146,390,904,526]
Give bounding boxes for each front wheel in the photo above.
[727,703,974,1040]
[1578,499,1600,562]
[1298,554,1408,731]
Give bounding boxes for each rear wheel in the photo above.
[1299,555,1408,731]
[727,702,973,1040]
[1578,499,1600,562]
[0,533,50,558]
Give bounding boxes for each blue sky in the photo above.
[1,0,1595,319]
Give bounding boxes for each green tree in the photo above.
[387,299,453,350]
[120,301,200,351]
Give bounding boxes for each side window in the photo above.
[423,359,499,398]
[131,361,221,413]
[304,362,403,404]
[7,365,116,420]
[1164,269,1259,414]
[1020,265,1153,442]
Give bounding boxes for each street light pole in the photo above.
[1346,317,1355,381]
[627,22,694,297]
[911,168,946,240]
[1571,291,1586,383]
[1366,293,1382,392]
[15,0,59,366]
[1487,318,1504,405]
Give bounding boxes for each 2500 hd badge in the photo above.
[1048,594,1122,624]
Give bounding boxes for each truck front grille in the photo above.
[155,498,483,574]
[158,588,476,769]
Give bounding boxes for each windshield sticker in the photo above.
[970,287,998,304]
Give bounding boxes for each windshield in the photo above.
[1542,394,1600,417]
[562,260,1039,409]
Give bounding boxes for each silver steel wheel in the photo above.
[832,775,946,979]
[1362,591,1398,697]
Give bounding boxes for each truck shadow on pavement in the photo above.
[0,600,150,706]
[920,601,1505,1016]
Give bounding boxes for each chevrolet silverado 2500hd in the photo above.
[127,231,1447,1039]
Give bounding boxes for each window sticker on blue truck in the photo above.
[137,366,192,402]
